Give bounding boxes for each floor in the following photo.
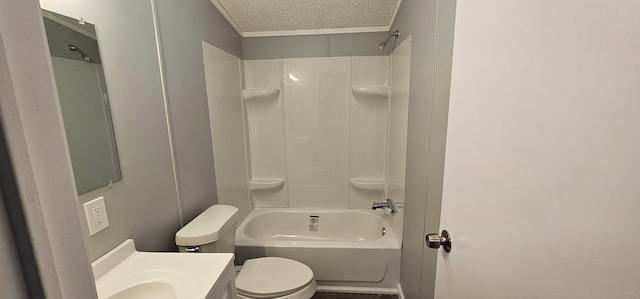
[311,293,398,299]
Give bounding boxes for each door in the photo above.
[431,1,640,298]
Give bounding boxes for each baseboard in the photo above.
[397,283,405,299]
[316,285,398,295]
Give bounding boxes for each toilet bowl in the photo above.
[236,257,317,299]
[175,205,317,299]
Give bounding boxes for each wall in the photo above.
[0,0,96,297]
[202,41,251,222]
[0,0,241,295]
[40,0,181,260]
[154,0,243,223]
[387,36,412,246]
[436,1,640,297]
[240,56,391,209]
[209,51,408,224]
[243,32,390,59]
[0,194,28,298]
[239,29,402,216]
[390,0,457,298]
[38,0,243,260]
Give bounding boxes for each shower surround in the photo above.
[203,39,411,292]
[204,41,410,221]
[242,56,393,210]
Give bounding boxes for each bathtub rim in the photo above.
[236,207,401,250]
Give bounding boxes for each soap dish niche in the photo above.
[249,179,285,191]
[242,89,280,101]
[350,179,386,191]
[351,86,389,100]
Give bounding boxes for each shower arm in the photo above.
[378,30,400,50]
[68,44,92,62]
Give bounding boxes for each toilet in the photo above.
[175,205,317,299]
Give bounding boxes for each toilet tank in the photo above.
[175,205,239,253]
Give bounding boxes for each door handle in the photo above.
[426,230,451,252]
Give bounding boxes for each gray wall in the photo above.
[0,0,96,297]
[391,0,456,298]
[39,0,244,261]
[0,19,28,299]
[40,0,181,260]
[0,193,28,298]
[243,32,390,59]
[154,0,242,222]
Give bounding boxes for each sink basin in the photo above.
[108,281,176,299]
[92,239,236,299]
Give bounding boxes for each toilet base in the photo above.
[237,280,317,299]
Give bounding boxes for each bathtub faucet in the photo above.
[372,198,397,214]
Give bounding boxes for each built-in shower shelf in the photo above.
[350,179,386,191]
[351,86,389,100]
[249,178,285,191]
[242,89,280,101]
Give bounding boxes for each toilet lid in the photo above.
[236,257,314,298]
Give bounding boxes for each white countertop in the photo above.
[92,239,235,299]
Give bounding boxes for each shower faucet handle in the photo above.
[372,198,397,214]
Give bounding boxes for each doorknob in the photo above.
[426,230,451,252]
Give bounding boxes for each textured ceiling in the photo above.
[212,0,401,36]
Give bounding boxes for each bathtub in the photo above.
[235,208,401,291]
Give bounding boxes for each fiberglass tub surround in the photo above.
[241,56,401,209]
[206,46,411,214]
[204,39,412,291]
[236,208,401,289]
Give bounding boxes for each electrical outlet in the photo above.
[84,196,109,235]
[92,206,103,225]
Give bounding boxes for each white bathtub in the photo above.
[235,208,401,291]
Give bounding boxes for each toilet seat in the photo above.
[236,257,315,299]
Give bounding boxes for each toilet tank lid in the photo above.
[175,205,239,246]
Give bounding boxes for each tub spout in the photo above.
[372,198,397,214]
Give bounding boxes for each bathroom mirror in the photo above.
[42,10,122,194]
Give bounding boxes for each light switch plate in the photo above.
[83,196,109,235]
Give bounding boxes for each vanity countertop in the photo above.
[92,239,236,299]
